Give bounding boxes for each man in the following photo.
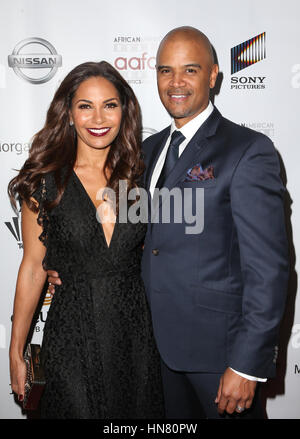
[47,26,289,418]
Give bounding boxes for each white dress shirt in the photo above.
[149,101,267,382]
[150,101,214,197]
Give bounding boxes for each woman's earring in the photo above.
[69,121,74,126]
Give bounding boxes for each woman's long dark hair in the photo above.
[8,61,144,213]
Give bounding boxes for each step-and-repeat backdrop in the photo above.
[0,0,299,419]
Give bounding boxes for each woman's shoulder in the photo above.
[32,170,59,204]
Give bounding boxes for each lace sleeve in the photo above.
[33,177,49,247]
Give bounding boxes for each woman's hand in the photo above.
[10,354,27,402]
[9,201,47,405]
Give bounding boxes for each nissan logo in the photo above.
[8,37,62,84]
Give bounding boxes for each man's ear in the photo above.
[209,64,219,89]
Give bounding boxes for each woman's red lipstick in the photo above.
[87,127,111,137]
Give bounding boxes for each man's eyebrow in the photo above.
[157,63,202,71]
[157,65,171,71]
[184,63,201,69]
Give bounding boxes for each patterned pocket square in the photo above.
[184,164,215,181]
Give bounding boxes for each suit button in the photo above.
[152,249,159,256]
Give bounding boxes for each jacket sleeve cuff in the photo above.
[230,367,267,382]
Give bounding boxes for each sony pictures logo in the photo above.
[8,37,62,84]
[231,32,266,90]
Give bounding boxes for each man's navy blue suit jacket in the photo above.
[141,107,289,379]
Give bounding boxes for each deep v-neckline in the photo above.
[72,169,117,249]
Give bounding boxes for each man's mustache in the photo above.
[167,89,192,96]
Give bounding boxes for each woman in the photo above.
[8,61,164,418]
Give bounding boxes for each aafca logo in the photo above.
[231,32,266,90]
[113,35,159,85]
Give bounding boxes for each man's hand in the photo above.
[215,368,257,415]
[47,270,61,295]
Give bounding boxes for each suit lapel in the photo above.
[163,135,207,191]
[159,107,222,191]
[146,108,222,217]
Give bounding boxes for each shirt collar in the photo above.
[170,101,214,141]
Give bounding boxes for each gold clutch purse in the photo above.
[23,343,45,410]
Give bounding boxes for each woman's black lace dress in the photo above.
[33,171,164,419]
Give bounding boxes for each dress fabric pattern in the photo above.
[34,171,164,419]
